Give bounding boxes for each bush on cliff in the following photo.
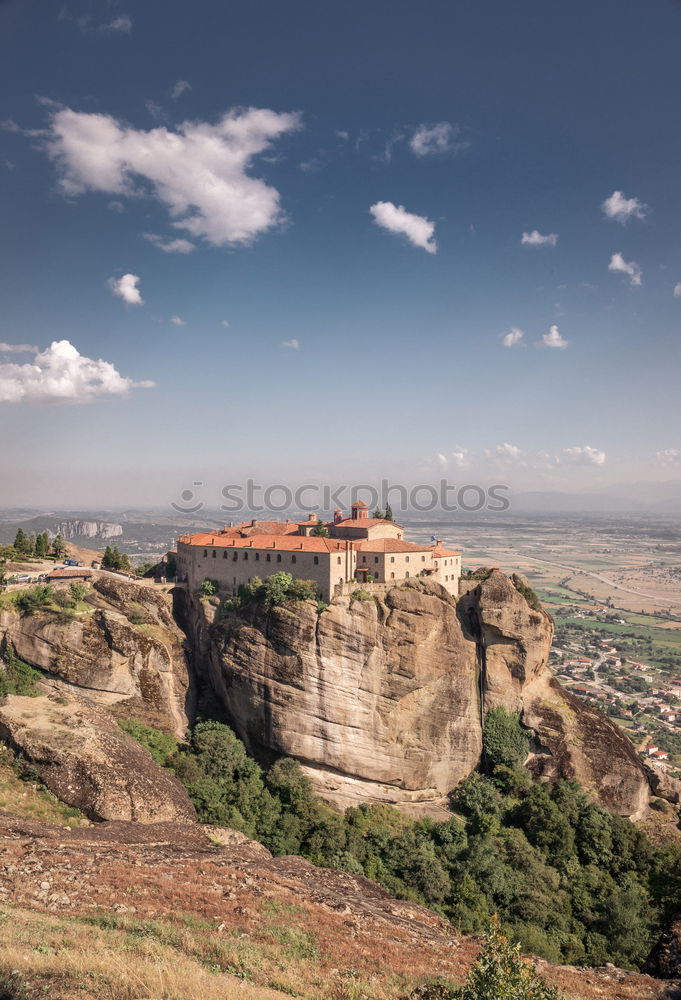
[219,572,318,617]
[482,707,531,771]
[0,643,41,697]
[453,920,563,1000]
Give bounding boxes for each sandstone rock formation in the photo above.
[185,571,651,817]
[0,577,191,734]
[0,683,196,823]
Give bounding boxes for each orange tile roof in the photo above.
[354,538,433,553]
[433,544,460,557]
[333,518,405,530]
[220,520,299,537]
[180,532,349,553]
[47,567,93,578]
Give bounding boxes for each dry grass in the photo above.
[0,906,288,1000]
[0,748,84,828]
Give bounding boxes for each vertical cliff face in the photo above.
[188,572,652,817]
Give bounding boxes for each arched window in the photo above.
[405,571,410,578]
[243,552,248,560]
[292,555,297,563]
[390,572,395,579]
[255,552,260,560]
[337,556,341,564]
[212,550,216,558]
[266,553,271,562]
[405,556,409,563]
[203,550,207,558]
[277,554,282,562]
[232,552,237,561]
[421,555,426,562]
[390,556,395,563]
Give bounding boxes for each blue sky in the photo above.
[1,0,680,507]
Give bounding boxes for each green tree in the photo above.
[384,504,394,521]
[311,523,329,537]
[13,529,31,556]
[52,533,66,558]
[483,707,531,771]
[372,508,383,519]
[102,545,114,569]
[200,578,218,596]
[35,531,49,558]
[69,582,87,603]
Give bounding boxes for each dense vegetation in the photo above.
[217,571,320,616]
[0,643,41,697]
[121,708,680,972]
[102,546,131,571]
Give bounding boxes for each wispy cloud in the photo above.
[655,448,681,464]
[674,282,681,298]
[521,230,558,247]
[221,320,230,328]
[0,342,38,354]
[281,339,299,350]
[409,122,466,157]
[108,273,143,305]
[502,327,524,347]
[602,190,647,223]
[171,80,191,100]
[563,445,606,466]
[609,252,642,286]
[369,201,437,254]
[142,233,195,254]
[436,447,468,469]
[44,105,302,247]
[170,315,185,326]
[0,340,154,403]
[59,9,132,34]
[541,324,568,349]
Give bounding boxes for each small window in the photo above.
[362,556,366,563]
[266,553,271,562]
[390,572,395,579]
[405,571,410,578]
[390,556,395,563]
[405,556,409,563]
[338,576,343,584]
[292,555,297,563]
[243,552,248,560]
[374,556,378,563]
[277,554,282,562]
[212,550,216,558]
[203,549,207,558]
[421,555,426,562]
[314,556,319,565]
[255,552,260,560]
[337,556,341,564]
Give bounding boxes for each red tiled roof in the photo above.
[351,500,369,507]
[180,532,349,553]
[332,518,405,530]
[47,568,93,579]
[220,520,300,537]
[433,544,460,557]
[354,538,433,553]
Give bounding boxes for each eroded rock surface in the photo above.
[0,683,196,823]
[0,577,191,734]
[187,571,651,816]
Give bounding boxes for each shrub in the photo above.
[117,719,178,766]
[14,585,54,612]
[483,707,531,771]
[350,588,372,602]
[0,643,41,697]
[69,582,88,603]
[454,920,563,999]
[200,578,219,596]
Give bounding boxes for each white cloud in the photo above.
[170,315,185,326]
[108,200,125,213]
[487,442,524,463]
[0,340,154,403]
[436,447,468,469]
[521,230,558,247]
[674,283,681,298]
[541,325,569,349]
[108,273,143,305]
[0,342,38,354]
[409,122,464,157]
[602,190,647,223]
[281,339,299,350]
[502,327,524,347]
[221,320,230,327]
[563,445,606,466]
[655,448,681,464]
[103,14,132,33]
[369,201,437,254]
[142,232,195,254]
[609,252,642,286]
[171,80,191,100]
[45,105,302,247]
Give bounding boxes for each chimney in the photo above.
[251,519,257,527]
[310,513,318,523]
[334,509,343,524]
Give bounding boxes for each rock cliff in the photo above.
[0,682,196,823]
[185,571,651,817]
[0,577,191,735]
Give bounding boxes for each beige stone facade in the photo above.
[176,502,460,601]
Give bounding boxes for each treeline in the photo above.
[120,708,681,971]
[102,546,131,571]
[6,530,66,559]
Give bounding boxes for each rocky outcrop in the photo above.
[187,571,651,817]
[0,577,191,735]
[0,683,195,823]
[646,917,681,979]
